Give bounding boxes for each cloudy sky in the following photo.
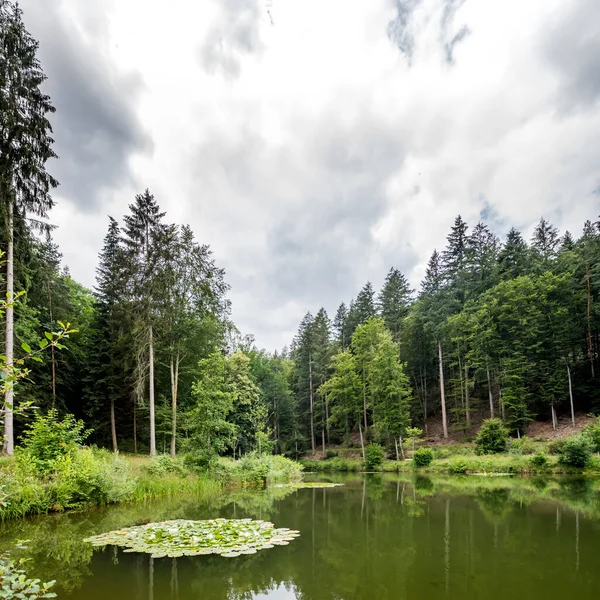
[21,0,600,350]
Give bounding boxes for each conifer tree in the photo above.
[378,267,412,344]
[498,228,530,280]
[1,1,58,454]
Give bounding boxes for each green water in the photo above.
[2,474,600,599]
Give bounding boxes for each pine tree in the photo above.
[378,267,412,343]
[498,228,530,280]
[465,222,499,295]
[333,303,349,350]
[1,1,58,454]
[122,189,166,456]
[441,215,469,283]
[422,250,443,293]
[346,282,377,337]
[531,217,560,271]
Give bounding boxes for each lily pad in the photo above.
[83,519,300,559]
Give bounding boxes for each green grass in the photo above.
[0,450,302,520]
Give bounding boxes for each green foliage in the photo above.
[0,549,57,599]
[583,419,600,453]
[530,453,549,469]
[216,454,303,486]
[145,454,188,477]
[475,419,509,455]
[20,410,91,474]
[558,436,593,468]
[364,444,385,471]
[412,447,434,468]
[508,436,537,455]
[547,439,566,455]
[324,449,338,459]
[447,458,469,474]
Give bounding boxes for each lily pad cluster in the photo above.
[84,518,300,558]
[276,482,344,489]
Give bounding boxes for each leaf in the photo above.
[44,332,53,341]
[21,343,31,354]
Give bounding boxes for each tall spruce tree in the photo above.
[378,267,412,344]
[498,228,530,280]
[122,190,166,456]
[1,1,58,454]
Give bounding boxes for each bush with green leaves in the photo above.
[448,458,469,474]
[583,419,600,453]
[0,549,57,599]
[547,439,565,455]
[20,410,91,474]
[412,447,434,468]
[146,455,188,477]
[530,453,549,469]
[324,449,338,460]
[558,436,592,468]
[364,444,385,471]
[508,436,536,455]
[475,419,509,455]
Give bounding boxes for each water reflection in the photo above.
[1,475,600,599]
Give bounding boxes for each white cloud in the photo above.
[22,0,600,350]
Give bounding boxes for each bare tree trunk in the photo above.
[321,394,325,455]
[587,264,595,378]
[133,396,138,454]
[567,362,575,427]
[325,393,330,446]
[149,325,156,456]
[358,422,365,460]
[362,367,368,431]
[47,279,56,407]
[309,352,315,453]
[398,435,405,460]
[394,437,399,461]
[464,364,470,426]
[170,348,179,458]
[551,403,557,430]
[3,198,14,456]
[110,397,118,452]
[486,364,495,418]
[438,341,448,439]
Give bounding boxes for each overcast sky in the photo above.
[21,0,600,350]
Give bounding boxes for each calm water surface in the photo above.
[2,474,600,599]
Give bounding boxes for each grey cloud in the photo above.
[388,0,470,64]
[21,0,151,210]
[542,0,600,109]
[199,0,263,78]
[387,0,422,61]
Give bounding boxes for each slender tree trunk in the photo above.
[170,348,179,458]
[47,279,56,406]
[110,397,118,452]
[551,403,557,430]
[394,437,399,461]
[362,367,368,431]
[398,435,405,460]
[309,352,315,453]
[149,325,156,456]
[500,388,505,420]
[464,364,470,427]
[321,395,325,455]
[358,421,365,460]
[486,365,495,418]
[325,393,330,446]
[438,341,448,439]
[567,362,575,427]
[587,264,595,378]
[3,198,15,456]
[133,396,138,454]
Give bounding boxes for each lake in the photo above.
[2,474,600,599]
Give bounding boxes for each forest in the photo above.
[1,1,599,467]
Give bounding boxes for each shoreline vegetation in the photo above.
[0,451,302,520]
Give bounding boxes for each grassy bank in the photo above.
[300,441,600,475]
[0,450,303,520]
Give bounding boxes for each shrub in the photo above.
[324,449,338,460]
[530,453,549,469]
[364,444,385,471]
[448,458,469,474]
[475,419,509,455]
[146,455,188,477]
[509,436,536,455]
[20,410,90,474]
[547,439,566,455]
[559,436,592,468]
[583,419,600,453]
[183,450,219,472]
[412,447,434,468]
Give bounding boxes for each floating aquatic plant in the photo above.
[275,482,344,489]
[84,518,300,559]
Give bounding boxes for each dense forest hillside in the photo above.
[1,0,599,462]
